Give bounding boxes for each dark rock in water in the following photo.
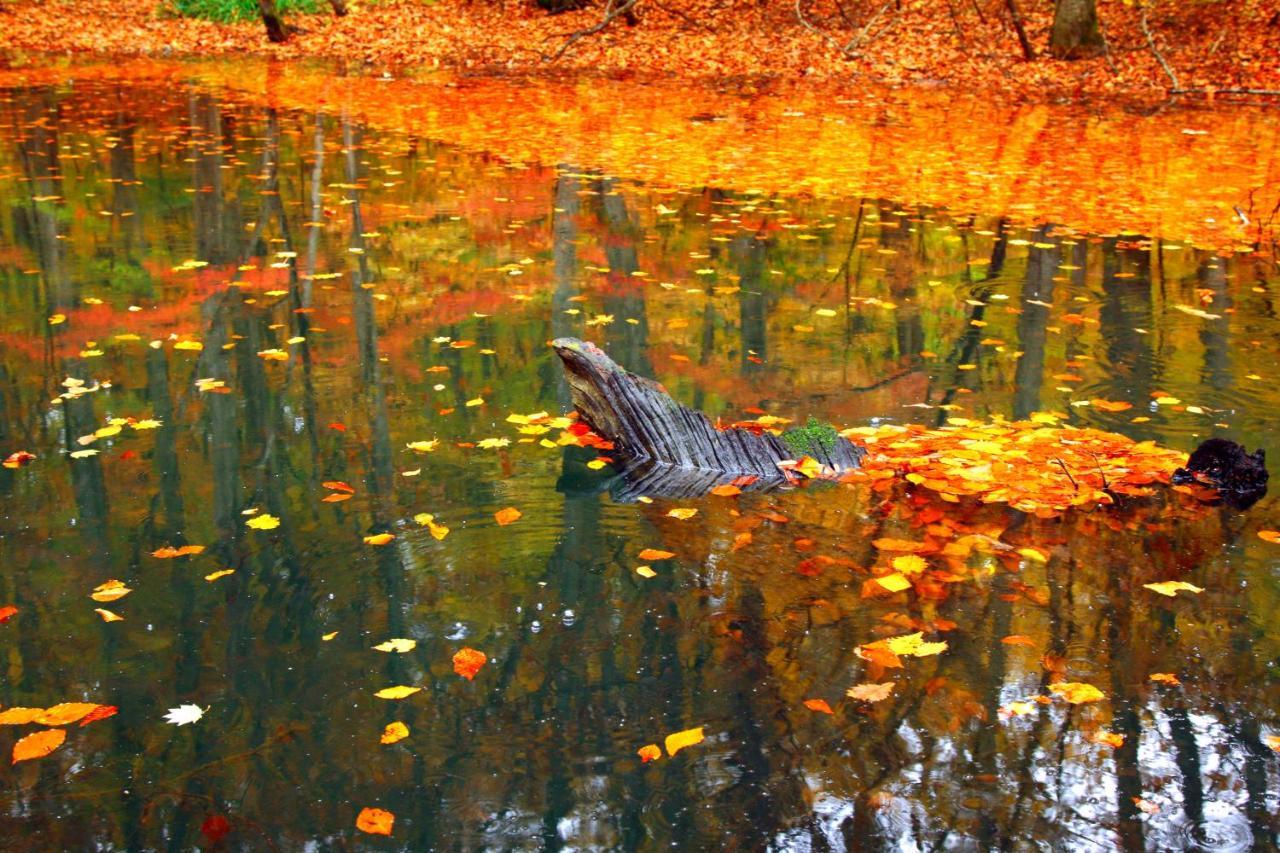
[1172,438,1268,509]
[552,337,863,501]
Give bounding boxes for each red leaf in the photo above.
[79,705,119,727]
[201,815,231,844]
[452,647,487,680]
[0,605,17,624]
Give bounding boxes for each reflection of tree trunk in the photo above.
[303,113,326,309]
[146,347,185,532]
[551,165,581,410]
[61,360,109,545]
[1197,256,1232,390]
[734,232,769,377]
[1012,226,1059,419]
[596,178,651,376]
[14,90,74,310]
[189,95,237,266]
[1099,240,1155,431]
[343,118,394,500]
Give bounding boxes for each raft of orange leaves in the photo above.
[838,418,1189,518]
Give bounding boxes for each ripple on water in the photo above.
[1177,803,1255,852]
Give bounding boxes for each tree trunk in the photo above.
[328,0,348,15]
[1049,0,1104,59]
[258,0,289,43]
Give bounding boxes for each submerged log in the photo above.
[552,337,863,500]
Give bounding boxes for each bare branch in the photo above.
[545,0,642,62]
[1138,3,1179,90]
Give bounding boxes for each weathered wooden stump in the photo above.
[552,337,863,500]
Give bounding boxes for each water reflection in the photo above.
[0,74,1277,851]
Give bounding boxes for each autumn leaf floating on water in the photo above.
[12,729,66,764]
[666,508,698,520]
[0,605,17,624]
[803,698,835,715]
[637,744,662,763]
[151,545,204,559]
[413,513,449,540]
[245,514,279,531]
[494,507,522,526]
[380,722,409,745]
[2,450,36,469]
[663,726,705,757]
[1143,581,1204,597]
[363,532,395,546]
[638,548,675,561]
[1048,683,1105,704]
[90,580,131,602]
[164,704,206,725]
[356,807,394,836]
[846,682,895,703]
[1149,673,1182,686]
[452,647,486,680]
[373,638,416,653]
[374,686,421,700]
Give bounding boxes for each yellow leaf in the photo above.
[12,729,65,764]
[380,721,409,744]
[1142,581,1204,597]
[884,632,948,657]
[406,440,440,453]
[173,340,203,351]
[413,513,449,540]
[1090,731,1125,748]
[373,638,416,653]
[875,573,912,593]
[90,580,132,602]
[246,514,280,530]
[666,508,698,520]
[890,554,927,575]
[635,566,656,578]
[204,569,235,582]
[363,533,395,546]
[664,726,705,757]
[321,631,338,641]
[637,743,661,762]
[1049,682,1105,704]
[94,608,124,622]
[373,686,421,700]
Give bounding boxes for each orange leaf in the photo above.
[803,698,834,715]
[12,729,65,764]
[322,492,353,503]
[637,743,661,762]
[355,807,394,836]
[363,533,395,545]
[494,507,522,526]
[872,538,927,553]
[1149,672,1181,686]
[1001,635,1037,647]
[0,708,44,725]
[1258,530,1280,543]
[0,605,16,624]
[151,545,205,559]
[638,548,675,560]
[452,647,487,680]
[846,682,895,702]
[322,480,355,493]
[710,484,741,497]
[35,703,100,726]
[380,721,409,744]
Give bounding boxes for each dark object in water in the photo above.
[552,337,863,500]
[1172,438,1268,509]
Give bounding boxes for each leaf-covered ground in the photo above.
[0,0,1278,103]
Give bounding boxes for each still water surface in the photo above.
[1,66,1279,850]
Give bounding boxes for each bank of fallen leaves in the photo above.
[0,0,1278,104]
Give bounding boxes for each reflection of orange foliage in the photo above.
[0,59,1274,252]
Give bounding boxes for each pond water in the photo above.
[1,63,1280,850]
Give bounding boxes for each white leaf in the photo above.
[164,704,206,726]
